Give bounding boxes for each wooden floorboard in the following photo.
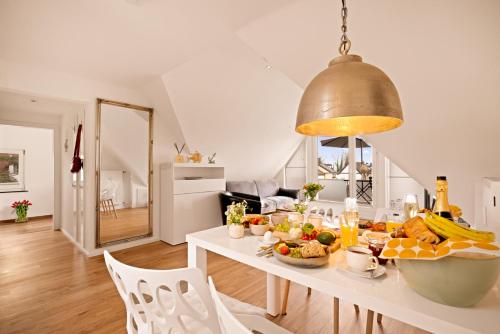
[100,207,149,243]
[0,218,427,334]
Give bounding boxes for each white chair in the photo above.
[101,178,118,218]
[208,276,292,334]
[104,251,275,334]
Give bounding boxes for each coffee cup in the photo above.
[346,246,379,271]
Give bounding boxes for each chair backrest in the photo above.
[104,251,221,334]
[207,277,252,334]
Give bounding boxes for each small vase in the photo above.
[228,224,245,239]
[15,216,28,223]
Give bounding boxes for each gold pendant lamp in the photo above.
[295,0,403,136]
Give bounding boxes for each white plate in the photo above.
[258,236,279,246]
[340,265,386,279]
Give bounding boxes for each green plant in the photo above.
[303,182,325,201]
[332,152,348,175]
[224,201,247,225]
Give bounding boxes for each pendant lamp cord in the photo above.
[339,0,351,55]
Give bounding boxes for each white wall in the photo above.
[0,125,54,220]
[163,37,303,181]
[284,140,307,190]
[387,161,426,208]
[101,105,149,187]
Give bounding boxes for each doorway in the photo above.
[0,124,55,226]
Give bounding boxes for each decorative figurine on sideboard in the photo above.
[174,143,185,163]
[208,153,216,164]
[189,150,203,163]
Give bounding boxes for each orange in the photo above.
[473,243,500,251]
[450,242,472,250]
[417,250,435,258]
[401,238,417,249]
[382,249,398,258]
[387,239,401,248]
[400,249,417,259]
[436,246,450,257]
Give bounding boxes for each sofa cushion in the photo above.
[255,179,279,198]
[266,196,296,211]
[226,181,258,196]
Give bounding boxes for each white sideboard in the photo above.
[160,163,225,245]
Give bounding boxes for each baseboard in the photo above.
[61,228,89,256]
[0,214,53,223]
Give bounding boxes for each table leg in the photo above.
[266,273,281,316]
[187,242,207,279]
[333,297,339,334]
[366,309,374,334]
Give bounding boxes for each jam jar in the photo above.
[367,236,389,265]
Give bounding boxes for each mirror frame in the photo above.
[95,98,153,248]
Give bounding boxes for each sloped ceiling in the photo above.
[0,0,294,87]
[1,0,499,219]
[162,37,303,180]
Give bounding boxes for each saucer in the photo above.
[257,236,279,246]
[340,265,386,279]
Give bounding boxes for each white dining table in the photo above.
[187,226,500,334]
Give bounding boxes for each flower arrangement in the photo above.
[11,200,32,223]
[294,201,308,214]
[225,201,248,225]
[303,183,325,201]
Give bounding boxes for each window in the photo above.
[310,136,427,209]
[315,136,373,205]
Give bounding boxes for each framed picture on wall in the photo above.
[0,149,26,192]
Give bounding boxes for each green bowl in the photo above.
[396,254,500,307]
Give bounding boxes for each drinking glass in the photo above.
[403,194,419,221]
[340,214,359,249]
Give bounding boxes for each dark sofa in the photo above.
[219,179,300,225]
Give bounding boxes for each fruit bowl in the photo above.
[396,253,500,307]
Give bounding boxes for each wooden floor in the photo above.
[0,218,427,334]
[100,207,149,243]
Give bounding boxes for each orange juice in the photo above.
[340,224,359,249]
[386,221,403,233]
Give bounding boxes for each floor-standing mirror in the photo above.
[96,98,153,247]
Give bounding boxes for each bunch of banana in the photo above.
[423,212,495,242]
